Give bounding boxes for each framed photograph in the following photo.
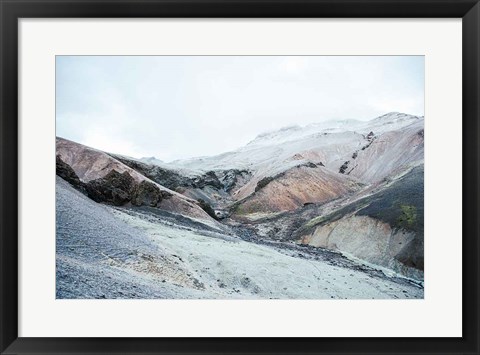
[1,0,478,354]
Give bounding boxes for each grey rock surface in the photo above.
[57,176,423,299]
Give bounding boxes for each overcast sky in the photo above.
[56,56,424,162]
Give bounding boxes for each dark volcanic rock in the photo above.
[361,132,376,151]
[56,155,87,193]
[85,170,135,206]
[111,155,191,190]
[298,162,318,169]
[192,171,223,189]
[112,154,250,194]
[255,176,275,192]
[253,170,289,193]
[197,199,219,220]
[85,170,173,207]
[339,161,350,174]
[132,180,171,207]
[219,169,251,192]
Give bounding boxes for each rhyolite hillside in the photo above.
[56,112,425,299]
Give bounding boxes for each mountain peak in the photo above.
[247,113,420,147]
[140,156,164,165]
[372,112,421,122]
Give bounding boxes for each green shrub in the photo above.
[398,204,417,228]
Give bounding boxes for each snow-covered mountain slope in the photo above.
[166,113,423,205]
[245,112,421,147]
[169,112,423,176]
[139,156,164,166]
[345,119,424,182]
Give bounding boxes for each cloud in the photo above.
[278,57,309,74]
[56,56,424,161]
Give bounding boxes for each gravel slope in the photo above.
[57,176,423,299]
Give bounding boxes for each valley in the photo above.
[56,112,425,299]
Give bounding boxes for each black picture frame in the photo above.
[1,1,479,354]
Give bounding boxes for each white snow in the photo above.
[166,113,423,180]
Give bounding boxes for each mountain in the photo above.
[169,112,422,172]
[56,112,425,299]
[164,112,423,219]
[56,137,222,229]
[139,156,164,165]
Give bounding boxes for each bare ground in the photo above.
[56,176,423,299]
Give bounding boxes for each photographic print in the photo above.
[56,56,424,299]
